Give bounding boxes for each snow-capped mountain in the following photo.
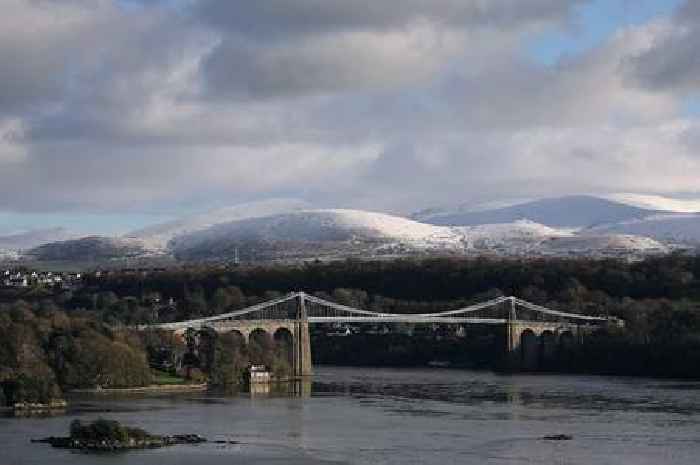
[413,195,657,228]
[26,236,155,262]
[172,209,467,261]
[602,193,700,213]
[127,198,311,251]
[10,195,696,264]
[590,214,700,244]
[0,227,79,251]
[172,211,667,262]
[541,233,669,255]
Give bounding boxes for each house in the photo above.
[247,365,272,384]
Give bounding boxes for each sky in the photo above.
[2,0,700,235]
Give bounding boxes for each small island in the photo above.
[33,419,207,452]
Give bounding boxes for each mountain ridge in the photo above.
[4,194,697,264]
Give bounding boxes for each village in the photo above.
[2,269,84,289]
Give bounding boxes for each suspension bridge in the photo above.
[144,292,623,376]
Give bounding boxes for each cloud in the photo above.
[0,118,27,164]
[1,0,699,223]
[625,1,700,93]
[196,0,584,39]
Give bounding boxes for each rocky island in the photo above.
[33,419,207,452]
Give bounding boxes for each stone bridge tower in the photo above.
[293,293,313,378]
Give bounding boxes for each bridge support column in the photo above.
[504,298,523,370]
[293,293,313,378]
[505,321,523,370]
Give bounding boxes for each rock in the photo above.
[542,434,573,441]
[32,434,208,451]
[32,419,208,453]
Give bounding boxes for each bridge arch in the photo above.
[540,330,557,365]
[274,327,294,369]
[559,330,575,349]
[226,329,246,345]
[197,327,218,372]
[249,328,274,365]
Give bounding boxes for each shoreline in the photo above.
[68,383,208,394]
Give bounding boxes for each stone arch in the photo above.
[248,328,274,366]
[197,327,219,372]
[559,330,575,350]
[557,330,576,366]
[539,330,557,367]
[520,329,538,370]
[227,329,246,346]
[273,327,294,368]
[184,327,199,352]
[180,327,200,367]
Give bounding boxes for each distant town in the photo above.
[2,269,83,289]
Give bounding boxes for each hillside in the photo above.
[9,195,696,264]
[26,236,154,262]
[172,209,466,261]
[413,195,657,228]
[590,214,700,245]
[127,198,310,251]
[0,227,79,251]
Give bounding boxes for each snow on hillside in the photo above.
[542,234,669,255]
[604,193,700,213]
[172,209,669,261]
[412,197,534,221]
[127,198,311,250]
[0,227,80,251]
[27,236,155,262]
[312,209,464,245]
[172,209,467,257]
[590,214,700,244]
[413,195,656,228]
[461,220,573,251]
[0,249,20,261]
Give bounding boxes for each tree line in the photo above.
[2,254,700,405]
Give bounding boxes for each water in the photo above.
[3,366,700,465]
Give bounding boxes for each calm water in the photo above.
[3,366,700,465]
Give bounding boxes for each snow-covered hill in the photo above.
[589,214,700,245]
[172,211,666,262]
[460,220,572,254]
[26,236,155,262]
[0,249,20,261]
[541,234,669,256]
[172,209,467,261]
[11,196,693,264]
[414,195,657,228]
[127,198,311,251]
[603,193,700,213]
[0,227,79,251]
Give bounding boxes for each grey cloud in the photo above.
[625,1,700,92]
[198,0,586,100]
[196,0,585,39]
[627,30,700,92]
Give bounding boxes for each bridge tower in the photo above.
[293,292,313,378]
[505,296,522,369]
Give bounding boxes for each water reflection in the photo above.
[249,380,312,398]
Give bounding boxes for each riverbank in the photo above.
[69,383,208,394]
